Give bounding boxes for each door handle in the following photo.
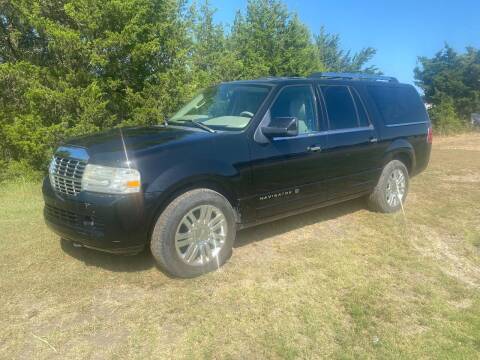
[307,145,322,152]
[369,137,378,143]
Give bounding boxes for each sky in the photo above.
[209,0,480,85]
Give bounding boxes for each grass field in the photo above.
[1,134,480,359]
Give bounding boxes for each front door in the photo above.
[248,84,328,220]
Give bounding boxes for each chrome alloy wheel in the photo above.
[175,205,227,266]
[385,168,406,207]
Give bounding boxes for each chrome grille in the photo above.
[50,156,86,196]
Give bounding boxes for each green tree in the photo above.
[428,97,464,134]
[0,0,191,171]
[415,44,480,131]
[188,0,242,86]
[0,0,379,175]
[229,0,321,78]
[314,26,379,73]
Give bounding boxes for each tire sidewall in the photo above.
[151,189,236,278]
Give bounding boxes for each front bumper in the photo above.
[42,178,160,254]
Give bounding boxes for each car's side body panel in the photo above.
[239,79,431,226]
[43,76,432,254]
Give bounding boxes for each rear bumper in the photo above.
[42,178,160,255]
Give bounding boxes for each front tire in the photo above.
[150,189,236,278]
[367,160,409,213]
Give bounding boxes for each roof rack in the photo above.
[309,72,399,83]
[255,76,304,81]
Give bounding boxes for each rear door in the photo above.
[248,84,329,219]
[319,84,383,199]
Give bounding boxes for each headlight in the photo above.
[81,164,141,194]
[48,157,56,187]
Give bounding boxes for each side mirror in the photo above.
[261,117,299,138]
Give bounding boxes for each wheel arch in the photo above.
[383,139,416,174]
[146,175,241,243]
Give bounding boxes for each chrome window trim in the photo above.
[272,131,326,141]
[323,125,374,135]
[385,121,428,127]
[272,125,373,141]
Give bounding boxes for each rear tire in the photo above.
[150,189,236,278]
[367,160,409,213]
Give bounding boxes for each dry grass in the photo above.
[1,134,480,359]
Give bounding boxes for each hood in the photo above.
[62,126,212,166]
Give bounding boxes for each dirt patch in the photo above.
[441,173,480,184]
[449,298,473,309]
[434,134,480,152]
[410,225,480,288]
[438,146,480,152]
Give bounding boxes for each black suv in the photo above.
[43,72,432,277]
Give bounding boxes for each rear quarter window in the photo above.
[367,85,428,125]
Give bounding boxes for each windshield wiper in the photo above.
[172,119,216,133]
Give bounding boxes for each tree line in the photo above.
[415,45,480,134]
[0,0,478,179]
[0,0,377,177]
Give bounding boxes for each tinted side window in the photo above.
[322,86,358,130]
[270,86,317,134]
[351,88,370,127]
[368,85,428,125]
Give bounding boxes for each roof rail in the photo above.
[255,76,304,81]
[309,72,399,83]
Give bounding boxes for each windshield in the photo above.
[170,84,271,131]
